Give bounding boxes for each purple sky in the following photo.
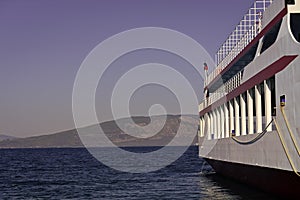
[0,0,254,137]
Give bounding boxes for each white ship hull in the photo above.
[198,0,300,197]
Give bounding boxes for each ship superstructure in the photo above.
[198,0,300,197]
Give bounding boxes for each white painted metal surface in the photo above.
[255,84,263,133]
[198,0,300,173]
[247,89,254,134]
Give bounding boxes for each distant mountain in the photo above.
[0,134,17,141]
[0,115,198,149]
[0,130,82,149]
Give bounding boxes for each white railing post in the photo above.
[234,96,240,136]
[220,105,225,138]
[241,93,247,135]
[207,113,211,140]
[229,100,235,135]
[247,89,254,134]
[213,110,217,139]
[264,80,272,131]
[225,102,230,138]
[216,107,221,139]
[201,117,205,137]
[255,84,263,133]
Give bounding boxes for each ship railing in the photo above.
[205,0,273,86]
[199,71,242,112]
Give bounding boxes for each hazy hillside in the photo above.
[0,134,17,142]
[0,115,198,149]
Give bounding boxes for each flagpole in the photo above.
[204,62,208,86]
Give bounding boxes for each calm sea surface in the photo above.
[0,146,275,199]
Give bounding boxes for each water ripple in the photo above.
[0,147,274,199]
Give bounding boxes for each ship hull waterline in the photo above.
[205,158,300,199]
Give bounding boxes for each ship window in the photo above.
[260,19,282,54]
[286,0,295,5]
[290,13,300,43]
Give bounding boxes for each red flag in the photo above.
[204,63,208,71]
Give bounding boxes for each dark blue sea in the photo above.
[0,146,275,199]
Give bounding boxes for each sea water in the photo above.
[0,146,275,199]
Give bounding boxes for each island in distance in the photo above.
[0,115,198,149]
[0,134,17,142]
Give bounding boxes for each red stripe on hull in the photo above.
[200,55,298,116]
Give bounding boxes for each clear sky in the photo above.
[0,0,254,137]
